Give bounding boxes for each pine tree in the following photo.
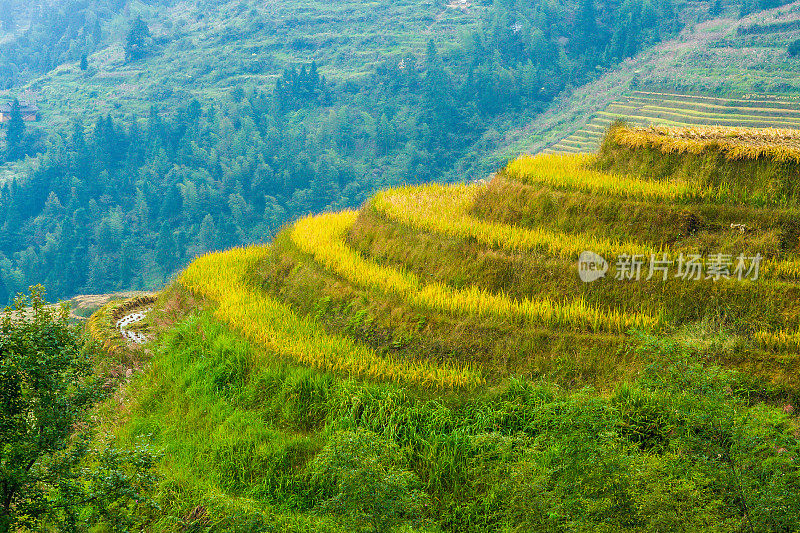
[0,7,13,32]
[789,38,800,57]
[6,99,25,161]
[578,0,598,48]
[187,99,202,123]
[199,214,216,251]
[124,15,151,62]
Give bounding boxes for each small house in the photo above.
[0,102,40,123]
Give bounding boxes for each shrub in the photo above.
[788,38,800,57]
[306,429,430,532]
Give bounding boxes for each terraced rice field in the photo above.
[167,125,800,390]
[544,90,800,154]
[290,210,659,332]
[179,245,482,388]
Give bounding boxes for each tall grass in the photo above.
[179,247,481,388]
[754,327,800,352]
[290,211,659,333]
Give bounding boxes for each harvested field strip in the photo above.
[629,90,800,109]
[625,104,800,124]
[598,109,800,129]
[622,97,800,118]
[549,91,800,156]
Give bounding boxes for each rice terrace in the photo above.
[5,0,800,529]
[545,91,800,154]
[161,122,800,389]
[74,120,800,531]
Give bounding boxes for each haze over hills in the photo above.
[4,0,485,125]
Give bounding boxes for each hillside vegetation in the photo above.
[82,127,800,531]
[489,1,800,165]
[0,0,780,303]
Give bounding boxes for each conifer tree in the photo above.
[5,99,25,161]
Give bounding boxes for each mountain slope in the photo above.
[88,128,800,531]
[545,90,800,153]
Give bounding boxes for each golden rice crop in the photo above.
[754,328,800,352]
[505,153,709,201]
[290,211,659,333]
[179,246,481,388]
[371,183,654,260]
[762,260,800,281]
[371,182,800,282]
[613,124,800,162]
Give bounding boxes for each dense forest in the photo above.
[0,0,784,301]
[0,0,128,88]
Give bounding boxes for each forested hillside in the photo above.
[463,0,800,170]
[0,0,790,302]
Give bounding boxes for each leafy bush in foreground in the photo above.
[0,286,158,532]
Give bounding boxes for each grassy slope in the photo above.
[111,130,800,394]
[0,0,482,129]
[108,306,800,532]
[14,0,800,526]
[77,126,799,394]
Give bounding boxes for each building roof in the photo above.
[0,102,39,114]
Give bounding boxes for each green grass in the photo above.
[106,307,800,532]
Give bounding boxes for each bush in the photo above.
[0,286,158,532]
[788,38,800,57]
[306,429,429,532]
